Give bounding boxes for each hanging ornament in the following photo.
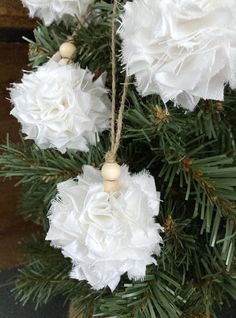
[46,165,163,291]
[10,58,111,153]
[46,0,163,292]
[21,0,95,25]
[119,0,236,110]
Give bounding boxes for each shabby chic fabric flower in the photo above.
[10,60,111,153]
[119,0,236,110]
[21,0,94,25]
[46,165,163,291]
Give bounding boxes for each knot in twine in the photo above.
[105,151,116,163]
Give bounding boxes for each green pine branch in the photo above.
[97,270,182,318]
[14,237,102,311]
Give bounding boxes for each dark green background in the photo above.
[0,269,68,318]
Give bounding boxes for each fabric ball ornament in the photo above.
[119,0,236,110]
[21,0,94,25]
[10,60,111,153]
[46,165,163,291]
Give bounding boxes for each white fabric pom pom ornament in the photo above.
[10,60,111,153]
[46,165,163,291]
[119,0,236,110]
[21,0,95,25]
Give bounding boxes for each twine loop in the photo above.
[105,0,129,163]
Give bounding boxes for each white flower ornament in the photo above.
[46,165,163,291]
[21,0,95,25]
[119,0,236,110]
[10,60,111,153]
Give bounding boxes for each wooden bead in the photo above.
[59,42,76,59]
[101,162,121,181]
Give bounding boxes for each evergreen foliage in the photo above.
[1,1,236,317]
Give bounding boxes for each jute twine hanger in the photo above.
[55,1,129,192]
[102,0,130,192]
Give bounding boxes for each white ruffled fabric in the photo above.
[21,0,94,25]
[46,165,163,291]
[10,60,111,153]
[119,0,236,110]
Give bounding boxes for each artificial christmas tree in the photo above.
[1,1,236,317]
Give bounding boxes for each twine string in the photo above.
[107,0,129,163]
[111,0,118,156]
[113,75,130,156]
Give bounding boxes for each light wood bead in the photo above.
[59,42,76,59]
[101,162,121,181]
